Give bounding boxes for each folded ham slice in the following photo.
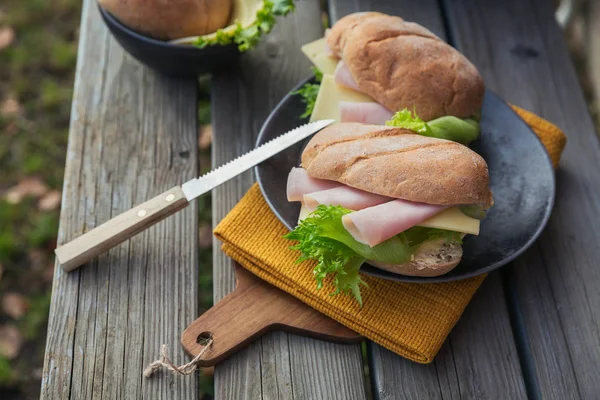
[342,200,447,247]
[334,61,361,91]
[335,61,393,125]
[287,167,341,201]
[340,101,394,125]
[289,167,449,247]
[304,185,391,210]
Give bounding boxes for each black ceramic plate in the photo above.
[255,78,555,282]
[99,5,239,78]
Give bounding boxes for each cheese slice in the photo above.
[298,204,479,235]
[417,207,480,235]
[298,203,316,224]
[301,38,339,75]
[310,75,373,122]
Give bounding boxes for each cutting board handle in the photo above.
[181,264,363,366]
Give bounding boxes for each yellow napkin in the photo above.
[214,106,566,363]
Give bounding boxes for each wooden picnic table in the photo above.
[41,0,600,398]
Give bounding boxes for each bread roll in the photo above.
[302,123,493,207]
[326,13,484,121]
[369,239,462,277]
[326,12,391,55]
[99,0,232,40]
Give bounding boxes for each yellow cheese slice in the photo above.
[417,207,480,235]
[301,38,339,75]
[310,75,373,122]
[298,203,316,224]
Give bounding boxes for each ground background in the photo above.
[0,1,596,399]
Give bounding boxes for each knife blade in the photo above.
[55,119,335,272]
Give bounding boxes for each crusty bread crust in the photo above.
[99,0,232,40]
[302,123,493,207]
[369,239,462,277]
[326,13,484,121]
[326,12,392,56]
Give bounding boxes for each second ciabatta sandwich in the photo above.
[285,123,493,304]
[298,12,483,144]
[327,12,484,121]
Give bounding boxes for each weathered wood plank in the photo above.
[211,0,366,399]
[444,0,600,398]
[368,278,527,400]
[328,1,527,398]
[41,1,199,399]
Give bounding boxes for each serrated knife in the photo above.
[55,119,334,272]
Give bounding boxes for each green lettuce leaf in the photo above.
[284,207,368,306]
[459,204,487,220]
[293,67,323,119]
[385,108,432,135]
[385,108,480,144]
[403,226,463,246]
[195,0,295,52]
[297,205,415,264]
[426,116,480,145]
[311,65,323,82]
[285,205,462,305]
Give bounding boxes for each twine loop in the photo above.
[143,337,214,378]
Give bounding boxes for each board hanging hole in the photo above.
[197,331,213,345]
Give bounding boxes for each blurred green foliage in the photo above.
[20,294,52,340]
[0,357,13,386]
[0,1,215,397]
[0,0,80,189]
[0,0,81,397]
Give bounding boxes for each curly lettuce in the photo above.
[293,66,323,118]
[285,205,462,305]
[195,0,295,52]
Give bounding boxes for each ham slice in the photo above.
[304,186,392,210]
[340,101,394,125]
[335,61,394,125]
[287,167,341,201]
[342,200,447,247]
[334,61,361,91]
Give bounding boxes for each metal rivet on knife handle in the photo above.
[55,186,189,272]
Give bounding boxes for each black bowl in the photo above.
[98,4,239,78]
[255,77,556,283]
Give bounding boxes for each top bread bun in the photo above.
[302,123,493,207]
[326,13,485,121]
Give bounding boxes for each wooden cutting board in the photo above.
[181,263,364,366]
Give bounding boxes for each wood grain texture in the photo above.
[369,278,527,400]
[211,0,367,399]
[327,1,527,399]
[444,0,600,398]
[41,1,198,398]
[182,264,362,366]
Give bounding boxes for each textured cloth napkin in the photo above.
[214,106,566,363]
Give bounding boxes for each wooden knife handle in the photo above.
[55,186,189,272]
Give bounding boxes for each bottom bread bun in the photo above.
[369,239,462,277]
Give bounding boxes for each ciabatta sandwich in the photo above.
[285,123,492,304]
